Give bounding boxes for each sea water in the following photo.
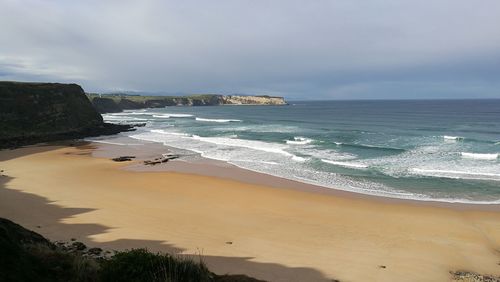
[95,99,500,204]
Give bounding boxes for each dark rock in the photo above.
[144,154,179,165]
[71,241,86,251]
[0,82,135,149]
[112,156,136,162]
[226,241,233,245]
[0,217,54,249]
[379,265,386,269]
[70,238,76,241]
[90,97,123,113]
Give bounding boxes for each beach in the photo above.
[1,142,500,282]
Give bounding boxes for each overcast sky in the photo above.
[1,0,500,99]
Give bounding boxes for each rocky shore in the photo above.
[0,81,135,149]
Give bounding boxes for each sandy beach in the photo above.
[1,143,500,282]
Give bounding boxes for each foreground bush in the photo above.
[100,249,212,282]
[0,218,264,282]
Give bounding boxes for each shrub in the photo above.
[100,249,213,282]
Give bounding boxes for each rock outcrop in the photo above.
[88,94,287,113]
[0,81,133,148]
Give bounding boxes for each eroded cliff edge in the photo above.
[88,94,287,113]
[0,82,132,148]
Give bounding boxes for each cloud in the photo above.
[0,0,499,99]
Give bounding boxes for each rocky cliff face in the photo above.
[89,94,286,113]
[0,82,132,148]
[222,95,287,105]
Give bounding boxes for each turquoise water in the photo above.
[101,100,500,204]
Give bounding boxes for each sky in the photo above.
[1,0,500,100]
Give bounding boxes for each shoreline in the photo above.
[2,142,500,281]
[91,137,500,211]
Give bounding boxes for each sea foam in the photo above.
[411,168,500,180]
[443,135,464,141]
[153,114,193,118]
[321,159,368,169]
[195,117,241,123]
[286,137,313,145]
[461,152,498,160]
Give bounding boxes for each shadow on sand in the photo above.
[0,153,333,282]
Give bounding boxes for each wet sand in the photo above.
[1,143,500,281]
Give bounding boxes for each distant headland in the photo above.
[87,93,288,114]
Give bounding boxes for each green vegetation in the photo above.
[100,249,212,282]
[0,218,264,282]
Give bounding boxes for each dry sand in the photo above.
[1,143,500,282]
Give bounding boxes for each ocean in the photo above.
[97,99,500,204]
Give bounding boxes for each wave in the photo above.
[108,112,153,116]
[103,116,150,121]
[443,135,464,141]
[236,160,279,165]
[150,129,191,137]
[461,152,498,160]
[337,143,405,152]
[191,135,291,156]
[286,137,314,145]
[321,159,368,169]
[153,114,194,118]
[411,168,500,180]
[195,117,241,123]
[127,131,500,204]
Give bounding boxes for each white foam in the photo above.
[108,112,155,116]
[150,129,190,137]
[292,156,308,162]
[195,117,242,123]
[236,160,279,165]
[286,137,314,145]
[461,152,498,160]
[443,135,463,141]
[103,116,149,121]
[153,114,193,118]
[191,135,291,156]
[321,159,368,169]
[411,168,500,180]
[298,147,356,161]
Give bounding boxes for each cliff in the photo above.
[222,95,286,105]
[88,94,287,113]
[0,82,132,148]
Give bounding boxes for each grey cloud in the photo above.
[0,0,499,99]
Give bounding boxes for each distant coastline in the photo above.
[88,93,288,114]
